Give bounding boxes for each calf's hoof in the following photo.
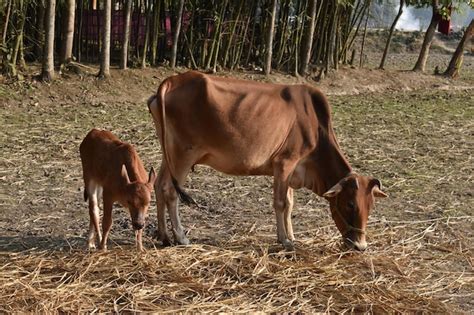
[87,243,96,251]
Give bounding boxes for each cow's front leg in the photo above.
[273,161,297,251]
[284,188,295,242]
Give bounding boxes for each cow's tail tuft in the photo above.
[172,178,196,205]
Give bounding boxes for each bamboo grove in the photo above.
[1,0,377,78]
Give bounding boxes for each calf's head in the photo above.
[121,165,157,230]
[323,173,387,251]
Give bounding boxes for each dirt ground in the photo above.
[0,43,473,312]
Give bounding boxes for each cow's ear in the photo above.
[121,164,131,185]
[147,167,157,186]
[323,183,343,198]
[370,178,388,198]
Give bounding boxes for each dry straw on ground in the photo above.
[1,72,473,312]
[1,214,472,312]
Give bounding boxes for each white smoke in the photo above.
[395,6,422,31]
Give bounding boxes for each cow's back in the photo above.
[155,72,321,175]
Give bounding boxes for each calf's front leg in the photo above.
[136,229,143,252]
[99,195,113,251]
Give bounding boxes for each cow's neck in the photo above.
[304,132,352,196]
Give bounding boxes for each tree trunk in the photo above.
[299,0,317,76]
[264,0,277,75]
[41,0,56,81]
[34,0,46,59]
[61,0,75,65]
[120,0,132,69]
[2,0,12,46]
[150,0,160,66]
[170,0,184,68]
[444,19,474,78]
[379,0,404,69]
[98,0,111,78]
[76,0,83,61]
[359,1,370,68]
[141,0,151,68]
[413,0,439,72]
[11,0,26,76]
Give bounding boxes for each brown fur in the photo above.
[148,71,387,250]
[79,129,156,251]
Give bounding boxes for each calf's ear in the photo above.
[148,167,157,186]
[323,183,343,198]
[121,164,131,185]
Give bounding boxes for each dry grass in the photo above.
[0,69,473,312]
[1,214,472,313]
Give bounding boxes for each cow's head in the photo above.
[121,165,157,230]
[323,173,387,251]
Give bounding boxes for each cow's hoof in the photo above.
[173,228,190,245]
[161,238,172,247]
[282,239,295,251]
[176,236,190,246]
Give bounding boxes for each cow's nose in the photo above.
[353,240,367,251]
[133,222,144,230]
[344,237,367,251]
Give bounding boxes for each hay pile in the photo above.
[1,215,472,312]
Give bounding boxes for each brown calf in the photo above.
[79,129,156,251]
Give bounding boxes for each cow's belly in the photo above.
[198,148,274,176]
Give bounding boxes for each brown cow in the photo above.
[79,129,157,251]
[148,71,387,251]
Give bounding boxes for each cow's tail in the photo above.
[84,187,88,202]
[152,81,196,206]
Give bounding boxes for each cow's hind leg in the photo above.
[163,155,195,246]
[154,163,172,246]
[86,180,102,250]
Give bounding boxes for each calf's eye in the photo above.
[348,201,355,211]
